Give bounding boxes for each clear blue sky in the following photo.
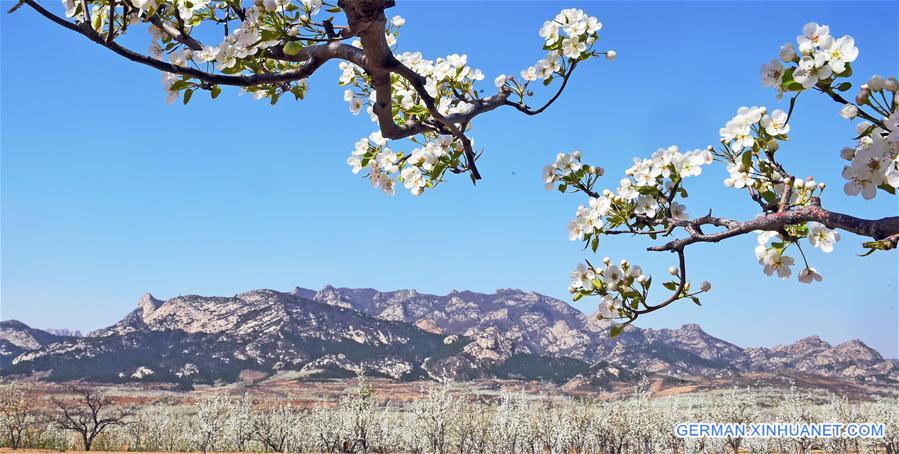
[2,1,897,356]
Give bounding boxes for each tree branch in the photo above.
[649,204,899,252]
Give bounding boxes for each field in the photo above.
[1,377,898,453]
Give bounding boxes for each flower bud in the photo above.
[778,43,796,62]
[868,75,885,92]
[668,266,679,276]
[818,182,826,190]
[805,180,816,190]
[572,150,582,160]
[602,257,611,265]
[885,77,899,92]
[840,104,858,120]
[723,178,735,187]
[767,140,779,152]
[605,50,617,61]
[700,281,711,292]
[602,189,612,197]
[620,259,629,268]
[855,89,870,105]
[637,275,648,283]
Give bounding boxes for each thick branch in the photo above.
[23,0,365,86]
[649,205,899,252]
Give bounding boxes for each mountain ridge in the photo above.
[2,285,896,387]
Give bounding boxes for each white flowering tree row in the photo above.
[8,381,899,454]
[10,0,612,194]
[549,23,899,334]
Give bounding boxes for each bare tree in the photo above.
[51,386,131,451]
[0,383,35,449]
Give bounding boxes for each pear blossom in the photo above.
[798,267,823,284]
[797,22,832,54]
[760,109,790,135]
[793,55,833,89]
[760,249,794,279]
[760,59,785,88]
[561,36,587,59]
[808,222,840,252]
[597,295,622,319]
[822,35,858,73]
[570,263,596,291]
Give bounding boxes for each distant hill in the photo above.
[2,286,896,388]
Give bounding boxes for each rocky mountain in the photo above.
[2,286,896,387]
[1,290,593,384]
[44,328,83,337]
[0,320,70,368]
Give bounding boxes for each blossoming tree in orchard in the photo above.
[10,0,612,194]
[546,22,899,335]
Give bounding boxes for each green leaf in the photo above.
[834,82,852,92]
[260,29,281,42]
[662,281,678,291]
[211,85,222,99]
[283,41,304,56]
[572,292,583,302]
[785,82,805,92]
[270,93,280,105]
[591,235,599,253]
[610,325,624,338]
[326,6,341,12]
[690,296,702,306]
[542,77,554,86]
[170,80,190,91]
[431,163,446,180]
[878,183,896,195]
[740,150,753,170]
[182,89,193,105]
[558,184,568,193]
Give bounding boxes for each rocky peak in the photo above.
[138,292,163,320]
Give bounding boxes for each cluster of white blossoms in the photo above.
[754,221,840,283]
[346,131,465,196]
[760,23,858,99]
[346,132,397,195]
[344,9,608,196]
[146,0,328,104]
[719,105,790,154]
[515,9,602,83]
[496,8,611,102]
[837,76,899,199]
[569,258,710,322]
[339,16,483,121]
[558,146,712,248]
[542,150,603,191]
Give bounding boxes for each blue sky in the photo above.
[2,1,897,356]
